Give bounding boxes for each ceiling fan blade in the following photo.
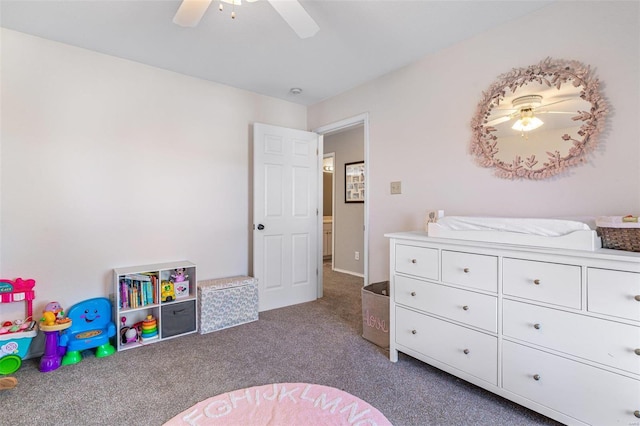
[536,99,571,109]
[267,0,319,39]
[487,115,513,126]
[537,110,576,114]
[173,0,213,27]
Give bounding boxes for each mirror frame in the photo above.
[470,57,608,179]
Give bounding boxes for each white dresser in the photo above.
[386,231,640,426]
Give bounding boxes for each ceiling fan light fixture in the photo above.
[173,0,319,39]
[218,0,240,19]
[512,115,544,132]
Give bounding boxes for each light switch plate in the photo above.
[390,181,402,194]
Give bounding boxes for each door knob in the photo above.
[257,224,265,230]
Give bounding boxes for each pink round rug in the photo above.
[164,383,392,426]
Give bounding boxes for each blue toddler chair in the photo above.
[59,297,116,365]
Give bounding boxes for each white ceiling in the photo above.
[0,0,554,105]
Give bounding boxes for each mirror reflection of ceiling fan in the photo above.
[487,95,575,131]
[173,0,320,39]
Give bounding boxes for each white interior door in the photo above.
[253,123,319,312]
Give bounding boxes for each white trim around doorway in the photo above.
[313,113,370,296]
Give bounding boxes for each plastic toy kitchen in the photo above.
[0,278,37,375]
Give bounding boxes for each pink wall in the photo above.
[308,1,640,283]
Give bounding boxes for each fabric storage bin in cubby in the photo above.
[161,300,196,338]
[198,276,258,334]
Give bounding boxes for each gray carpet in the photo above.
[2,263,560,425]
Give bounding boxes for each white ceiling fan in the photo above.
[173,0,319,39]
[487,95,575,128]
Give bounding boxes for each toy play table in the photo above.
[39,321,72,373]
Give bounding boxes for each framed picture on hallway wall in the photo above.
[345,161,365,203]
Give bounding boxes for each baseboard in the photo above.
[332,268,364,278]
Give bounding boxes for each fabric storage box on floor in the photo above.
[198,276,258,334]
[362,281,390,349]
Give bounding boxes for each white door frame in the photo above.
[322,152,336,270]
[313,113,370,297]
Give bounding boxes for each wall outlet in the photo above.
[355,251,360,260]
[390,181,402,194]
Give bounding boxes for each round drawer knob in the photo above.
[533,279,541,285]
[634,410,640,419]
[533,374,541,381]
[463,268,470,273]
[410,291,416,297]
[411,259,417,264]
[634,348,640,356]
[463,349,470,355]
[411,329,417,335]
[533,323,541,330]
[462,305,469,311]
[635,295,640,302]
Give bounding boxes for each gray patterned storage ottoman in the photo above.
[198,276,259,334]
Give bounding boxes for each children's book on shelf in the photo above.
[119,273,158,309]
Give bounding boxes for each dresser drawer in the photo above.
[395,275,497,332]
[396,306,497,385]
[503,300,640,375]
[588,268,640,322]
[395,244,438,280]
[503,258,581,309]
[441,251,497,292]
[503,341,640,426]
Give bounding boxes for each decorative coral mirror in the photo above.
[470,58,608,179]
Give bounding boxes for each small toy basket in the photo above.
[596,216,640,252]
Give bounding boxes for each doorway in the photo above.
[314,113,369,297]
[322,153,335,267]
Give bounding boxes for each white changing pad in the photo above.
[436,216,591,236]
[428,216,600,251]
